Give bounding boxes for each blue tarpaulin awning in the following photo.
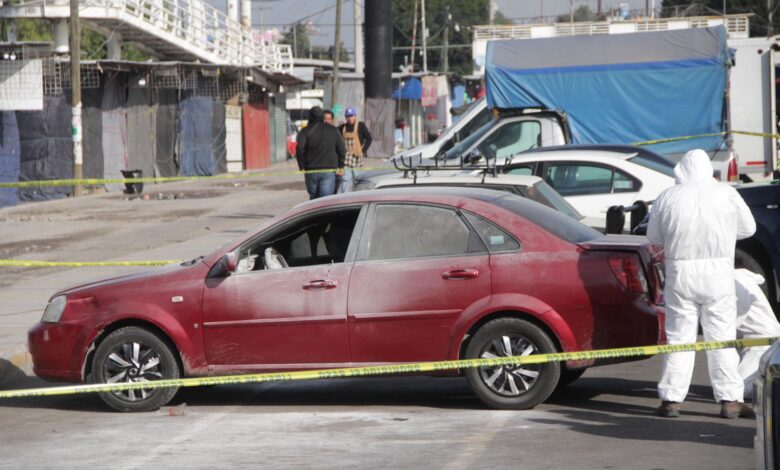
[485,26,730,155]
[393,78,422,100]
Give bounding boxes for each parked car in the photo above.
[374,174,584,223]
[500,146,675,230]
[29,187,665,412]
[753,339,780,469]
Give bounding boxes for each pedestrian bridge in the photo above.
[0,0,293,72]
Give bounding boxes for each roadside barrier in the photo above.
[0,336,774,399]
[0,259,180,267]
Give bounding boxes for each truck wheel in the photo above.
[92,327,180,412]
[465,318,560,410]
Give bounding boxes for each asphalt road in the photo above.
[0,355,756,469]
[0,163,758,469]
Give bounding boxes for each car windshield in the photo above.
[529,181,583,220]
[627,154,675,177]
[443,120,498,161]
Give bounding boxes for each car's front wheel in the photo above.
[92,326,180,412]
[465,318,560,409]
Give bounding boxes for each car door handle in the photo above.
[442,269,479,280]
[303,279,338,290]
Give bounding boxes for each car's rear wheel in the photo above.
[92,327,180,412]
[557,367,587,389]
[465,318,560,409]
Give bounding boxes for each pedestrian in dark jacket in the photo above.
[296,106,345,199]
[337,107,372,193]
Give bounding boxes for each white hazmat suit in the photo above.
[647,149,756,403]
[735,269,780,398]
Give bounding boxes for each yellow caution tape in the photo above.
[0,166,394,189]
[632,130,780,147]
[0,336,774,399]
[0,259,181,267]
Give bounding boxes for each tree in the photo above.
[661,0,780,36]
[392,0,493,76]
[279,23,311,58]
[556,5,596,23]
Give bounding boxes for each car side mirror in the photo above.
[223,252,238,275]
[467,148,482,164]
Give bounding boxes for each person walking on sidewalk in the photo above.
[296,106,345,199]
[647,149,756,419]
[338,107,372,193]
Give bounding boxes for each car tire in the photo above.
[92,327,180,412]
[556,367,587,389]
[465,318,560,410]
[735,248,771,301]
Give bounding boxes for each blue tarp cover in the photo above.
[0,111,20,207]
[485,26,729,154]
[393,78,422,100]
[179,96,216,176]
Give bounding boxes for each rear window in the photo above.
[529,181,583,220]
[627,154,675,177]
[491,193,602,244]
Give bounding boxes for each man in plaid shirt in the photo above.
[338,107,373,193]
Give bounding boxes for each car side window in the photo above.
[236,207,362,272]
[477,121,541,161]
[544,163,613,196]
[366,205,485,261]
[463,213,521,253]
[505,165,534,176]
[612,169,640,193]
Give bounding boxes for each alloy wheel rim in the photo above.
[478,334,540,397]
[102,341,164,402]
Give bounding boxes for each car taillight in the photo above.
[727,157,739,182]
[608,255,648,294]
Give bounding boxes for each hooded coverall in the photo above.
[647,149,756,403]
[735,269,780,398]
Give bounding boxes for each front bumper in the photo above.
[28,321,88,383]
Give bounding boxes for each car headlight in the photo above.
[42,295,67,323]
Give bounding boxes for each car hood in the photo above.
[55,262,190,299]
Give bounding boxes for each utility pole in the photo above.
[489,0,496,24]
[293,23,298,57]
[569,0,574,23]
[354,0,364,75]
[442,5,449,74]
[332,0,342,113]
[421,0,427,73]
[70,0,82,196]
[410,0,418,73]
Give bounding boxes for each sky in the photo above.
[209,0,661,56]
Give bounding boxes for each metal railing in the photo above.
[1,0,294,71]
[473,14,751,40]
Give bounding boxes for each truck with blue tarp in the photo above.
[484,25,739,181]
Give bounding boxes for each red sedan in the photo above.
[29,187,665,412]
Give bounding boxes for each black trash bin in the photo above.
[121,169,143,194]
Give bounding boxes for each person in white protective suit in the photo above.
[647,149,756,419]
[735,269,780,399]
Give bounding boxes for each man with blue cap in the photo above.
[338,107,373,193]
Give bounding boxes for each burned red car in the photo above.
[29,187,665,412]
